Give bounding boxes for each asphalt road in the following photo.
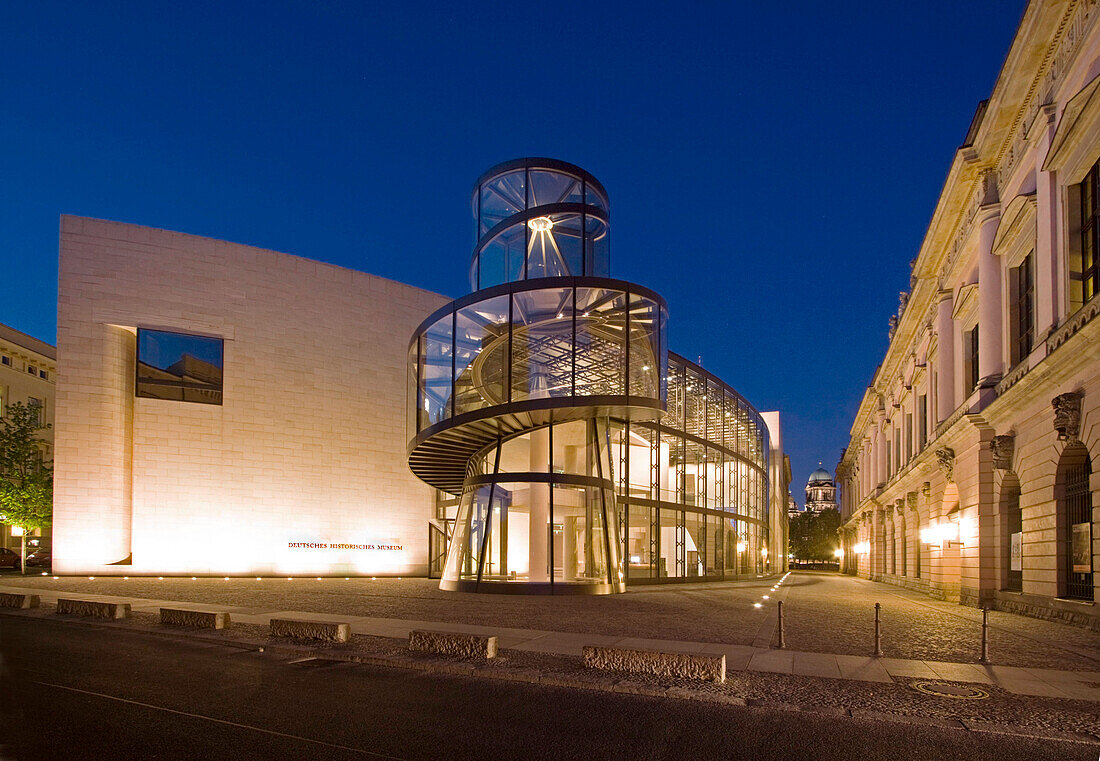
[0,615,1091,761]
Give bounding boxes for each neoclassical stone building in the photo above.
[837,0,1100,629]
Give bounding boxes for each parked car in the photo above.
[0,547,20,571]
[25,548,51,568]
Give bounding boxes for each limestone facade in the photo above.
[54,216,448,576]
[837,0,1100,630]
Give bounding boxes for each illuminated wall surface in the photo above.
[409,159,775,593]
[53,216,448,576]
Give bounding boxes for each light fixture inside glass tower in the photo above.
[527,216,554,232]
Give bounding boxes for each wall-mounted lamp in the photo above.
[853,541,870,555]
[920,521,961,547]
[833,548,844,559]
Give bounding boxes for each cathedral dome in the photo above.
[808,467,832,483]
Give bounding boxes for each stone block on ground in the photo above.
[408,629,498,658]
[56,598,130,619]
[583,645,726,683]
[270,618,350,642]
[0,593,40,609]
[160,608,230,629]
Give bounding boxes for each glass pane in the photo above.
[626,503,656,579]
[584,214,610,277]
[551,419,590,476]
[480,170,525,234]
[663,359,685,429]
[553,484,608,584]
[660,429,682,503]
[419,313,453,428]
[529,169,580,206]
[511,288,574,402]
[628,294,659,398]
[136,329,223,405]
[526,213,572,278]
[575,287,626,397]
[659,508,682,578]
[584,182,609,214]
[685,510,704,577]
[454,296,509,415]
[407,341,418,437]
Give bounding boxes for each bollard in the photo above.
[873,602,882,657]
[776,600,786,649]
[979,607,990,664]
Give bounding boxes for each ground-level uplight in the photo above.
[753,602,762,609]
[762,595,770,600]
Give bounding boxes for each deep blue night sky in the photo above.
[1,1,1027,503]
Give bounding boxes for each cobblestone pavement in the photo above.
[6,570,1100,670]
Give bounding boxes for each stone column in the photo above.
[935,291,955,422]
[875,427,887,489]
[872,507,886,580]
[977,211,1003,384]
[1034,104,1059,335]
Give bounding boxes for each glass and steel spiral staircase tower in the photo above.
[407,158,668,593]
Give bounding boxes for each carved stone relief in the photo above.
[935,447,955,482]
[990,434,1015,470]
[1052,392,1083,442]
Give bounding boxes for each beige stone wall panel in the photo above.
[55,216,448,576]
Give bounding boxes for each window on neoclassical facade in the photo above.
[917,395,927,450]
[1010,252,1034,366]
[963,325,979,395]
[1071,161,1100,310]
[136,329,224,405]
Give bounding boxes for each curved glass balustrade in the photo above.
[409,277,667,438]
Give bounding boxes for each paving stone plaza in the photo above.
[4,571,1098,676]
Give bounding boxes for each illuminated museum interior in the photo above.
[408,159,775,593]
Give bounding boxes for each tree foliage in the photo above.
[0,401,53,532]
[788,508,841,562]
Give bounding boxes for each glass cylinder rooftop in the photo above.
[470,158,610,291]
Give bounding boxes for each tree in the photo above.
[0,401,52,574]
[788,508,842,563]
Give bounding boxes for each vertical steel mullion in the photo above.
[625,289,631,397]
[523,165,530,281]
[581,178,587,276]
[475,439,503,589]
[507,293,513,403]
[415,335,422,434]
[450,308,457,419]
[593,419,615,588]
[549,421,555,589]
[571,284,577,397]
[476,182,481,291]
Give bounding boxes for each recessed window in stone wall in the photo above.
[136,329,223,405]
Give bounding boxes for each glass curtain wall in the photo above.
[441,418,621,591]
[609,353,771,583]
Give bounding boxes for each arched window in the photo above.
[1056,444,1093,600]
